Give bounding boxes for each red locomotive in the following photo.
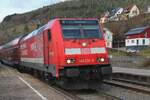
[0,18,112,89]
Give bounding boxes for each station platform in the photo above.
[113,67,150,77]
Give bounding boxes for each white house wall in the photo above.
[129,5,140,18]
[125,38,150,46]
[103,28,113,48]
[115,8,124,16]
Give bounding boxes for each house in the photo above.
[103,28,113,48]
[108,7,124,21]
[125,26,150,52]
[105,4,140,22]
[123,4,140,18]
[144,6,150,14]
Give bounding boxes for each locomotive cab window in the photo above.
[47,29,51,41]
[60,20,102,39]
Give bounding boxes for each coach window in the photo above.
[48,29,51,41]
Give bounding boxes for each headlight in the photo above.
[66,59,71,64]
[66,58,76,64]
[100,58,105,62]
[81,42,87,47]
[97,57,105,63]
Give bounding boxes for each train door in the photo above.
[43,29,51,66]
[44,28,59,77]
[43,29,57,76]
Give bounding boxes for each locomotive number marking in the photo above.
[79,58,95,63]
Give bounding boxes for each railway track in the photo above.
[47,81,123,100]
[103,79,150,95]
[48,84,84,100]
[98,90,122,100]
[112,78,150,88]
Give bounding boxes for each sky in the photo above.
[0,0,66,22]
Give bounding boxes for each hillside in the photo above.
[0,0,150,44]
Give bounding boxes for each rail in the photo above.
[103,79,150,94]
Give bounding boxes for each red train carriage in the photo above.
[0,36,22,66]
[0,18,112,89]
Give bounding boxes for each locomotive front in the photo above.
[56,19,112,89]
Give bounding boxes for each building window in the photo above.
[131,40,134,43]
[143,39,145,45]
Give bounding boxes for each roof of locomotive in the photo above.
[59,18,98,20]
[45,18,99,29]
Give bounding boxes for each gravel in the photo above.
[99,84,150,100]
